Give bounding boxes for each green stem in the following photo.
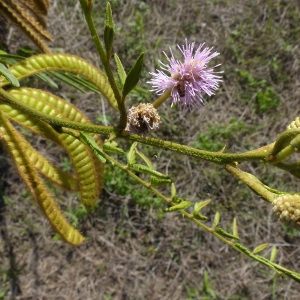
[152,89,172,108]
[180,209,300,282]
[79,0,127,131]
[102,130,300,282]
[0,88,114,135]
[0,88,271,165]
[125,132,270,164]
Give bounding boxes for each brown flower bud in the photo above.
[272,195,300,229]
[125,103,161,135]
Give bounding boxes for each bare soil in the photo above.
[1,0,300,299]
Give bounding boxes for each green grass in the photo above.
[190,117,255,151]
[104,163,165,212]
[236,69,280,113]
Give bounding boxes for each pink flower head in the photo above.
[148,39,222,110]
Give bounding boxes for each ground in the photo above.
[1,0,300,299]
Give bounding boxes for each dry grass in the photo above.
[1,0,300,299]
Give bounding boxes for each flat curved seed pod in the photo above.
[0,54,118,110]
[7,88,104,209]
[0,111,84,245]
[0,102,78,190]
[0,0,51,53]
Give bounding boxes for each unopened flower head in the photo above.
[148,39,222,110]
[272,194,300,229]
[125,103,161,135]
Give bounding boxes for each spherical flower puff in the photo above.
[148,39,222,110]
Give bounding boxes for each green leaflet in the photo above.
[193,200,211,221]
[253,243,269,255]
[80,132,106,163]
[164,201,193,212]
[126,143,170,181]
[0,111,84,246]
[0,63,20,87]
[213,212,221,228]
[0,51,24,65]
[0,53,118,110]
[214,227,239,240]
[270,246,277,262]
[47,71,100,93]
[128,140,161,177]
[122,52,144,97]
[114,53,126,86]
[193,199,211,214]
[104,24,114,57]
[103,141,125,154]
[232,218,239,239]
[129,163,170,179]
[36,72,59,88]
[171,183,176,198]
[136,148,153,168]
[150,176,172,186]
[127,142,138,165]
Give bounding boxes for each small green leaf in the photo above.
[171,183,176,198]
[270,246,277,262]
[253,243,269,255]
[47,71,100,93]
[122,52,144,97]
[105,2,114,27]
[104,3,114,57]
[104,25,114,56]
[0,51,23,65]
[172,195,183,204]
[193,213,208,221]
[0,63,20,87]
[232,218,239,239]
[136,149,153,169]
[114,53,126,85]
[215,228,239,240]
[234,243,252,255]
[103,141,125,154]
[213,212,220,228]
[127,142,138,164]
[36,72,59,89]
[150,176,172,186]
[193,199,211,214]
[164,201,192,212]
[129,163,170,179]
[79,132,106,163]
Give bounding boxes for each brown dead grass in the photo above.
[1,0,300,299]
